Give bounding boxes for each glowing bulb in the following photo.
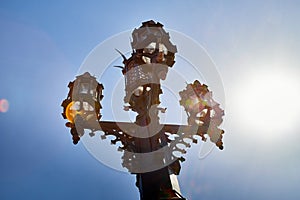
[65,101,82,123]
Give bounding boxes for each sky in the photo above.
[0,0,300,200]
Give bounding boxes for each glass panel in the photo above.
[79,83,89,94]
[90,88,97,100]
[143,42,156,54]
[159,43,167,54]
[72,101,81,110]
[83,102,94,111]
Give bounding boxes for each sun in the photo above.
[233,67,300,135]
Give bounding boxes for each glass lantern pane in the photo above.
[90,88,97,100]
[159,43,167,54]
[83,102,94,111]
[72,101,81,110]
[143,42,156,54]
[79,83,89,94]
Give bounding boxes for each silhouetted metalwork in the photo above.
[61,20,224,200]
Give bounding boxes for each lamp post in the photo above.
[61,20,224,200]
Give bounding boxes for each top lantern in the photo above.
[119,20,177,111]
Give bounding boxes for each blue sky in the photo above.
[0,1,300,200]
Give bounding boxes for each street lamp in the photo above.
[61,20,224,200]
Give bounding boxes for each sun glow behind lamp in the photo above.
[179,80,224,149]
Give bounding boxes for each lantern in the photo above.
[118,20,177,124]
[179,80,224,149]
[61,72,104,143]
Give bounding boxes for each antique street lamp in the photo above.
[61,20,224,200]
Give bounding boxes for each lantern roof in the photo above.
[131,20,177,54]
[76,72,96,81]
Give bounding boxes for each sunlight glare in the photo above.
[234,68,300,134]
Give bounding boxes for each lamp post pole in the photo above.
[61,20,224,200]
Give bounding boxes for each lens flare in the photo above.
[0,99,9,113]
